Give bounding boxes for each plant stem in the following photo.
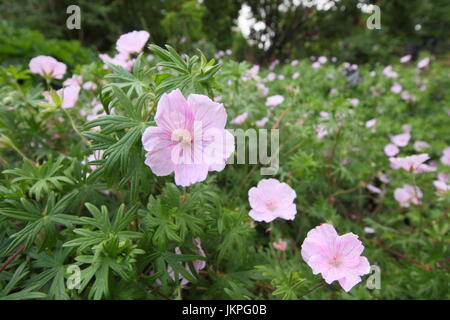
[0,245,25,273]
[62,108,90,146]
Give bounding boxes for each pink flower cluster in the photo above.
[394,184,422,207]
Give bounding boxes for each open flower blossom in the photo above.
[441,147,450,165]
[142,89,235,187]
[400,54,411,63]
[315,124,329,139]
[389,153,431,173]
[433,180,450,193]
[29,55,67,79]
[167,238,206,286]
[413,141,430,152]
[417,57,430,69]
[349,98,359,106]
[231,112,248,125]
[390,132,410,147]
[43,85,80,109]
[301,223,371,292]
[99,52,135,71]
[116,30,150,54]
[384,144,399,157]
[391,82,402,94]
[273,239,288,251]
[394,184,422,207]
[367,184,384,195]
[248,179,297,223]
[255,117,268,127]
[266,95,284,107]
[63,74,83,87]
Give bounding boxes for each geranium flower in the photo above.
[142,89,234,187]
[248,179,297,223]
[167,238,206,286]
[389,154,430,173]
[400,55,411,63]
[231,112,248,125]
[116,30,150,54]
[255,117,268,127]
[29,55,67,79]
[273,239,288,251]
[384,144,399,157]
[390,132,410,147]
[301,223,371,292]
[266,95,284,108]
[394,184,422,207]
[43,85,80,109]
[417,57,430,69]
[390,82,402,94]
[63,75,83,87]
[349,98,359,106]
[441,147,450,165]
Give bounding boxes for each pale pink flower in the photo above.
[413,141,430,152]
[29,55,67,79]
[44,85,80,109]
[266,95,284,108]
[349,98,359,106]
[301,223,370,292]
[441,147,450,165]
[394,184,422,207]
[434,180,450,193]
[378,172,390,184]
[384,144,399,157]
[83,81,98,90]
[291,59,299,66]
[315,124,329,139]
[417,57,430,69]
[382,65,398,78]
[273,239,288,251]
[116,30,150,54]
[167,238,206,286]
[292,71,300,79]
[248,179,297,223]
[248,65,260,78]
[141,89,235,187]
[312,61,321,69]
[255,117,268,127]
[63,75,83,87]
[390,82,402,94]
[320,111,330,119]
[401,91,412,101]
[318,56,327,64]
[437,173,450,183]
[390,132,410,147]
[231,112,248,125]
[364,227,376,234]
[256,82,269,97]
[264,72,277,82]
[400,55,411,63]
[402,124,412,133]
[367,184,383,195]
[389,154,430,173]
[365,119,376,129]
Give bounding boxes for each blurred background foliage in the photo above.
[1,0,450,67]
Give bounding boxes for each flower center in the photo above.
[265,199,277,211]
[330,256,341,267]
[172,129,192,146]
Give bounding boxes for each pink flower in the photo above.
[301,223,370,292]
[384,144,399,157]
[87,149,104,171]
[390,132,410,147]
[367,184,383,195]
[99,52,135,71]
[437,172,450,183]
[141,89,234,187]
[417,57,430,69]
[364,227,376,234]
[401,91,412,101]
[394,184,422,207]
[29,55,67,79]
[291,59,299,66]
[390,82,402,94]
[402,124,412,133]
[349,98,359,106]
[320,111,330,119]
[248,179,297,223]
[256,82,269,97]
[433,180,450,193]
[382,65,398,78]
[231,112,248,125]
[315,124,329,139]
[312,61,321,69]
[318,56,327,64]
[63,75,83,87]
[365,119,376,129]
[400,55,411,63]
[266,95,284,108]
[83,81,98,90]
[255,117,268,127]
[441,147,450,165]
[413,141,430,152]
[389,154,430,173]
[167,238,206,286]
[292,72,300,79]
[265,72,277,82]
[44,85,80,109]
[116,30,150,54]
[273,239,288,251]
